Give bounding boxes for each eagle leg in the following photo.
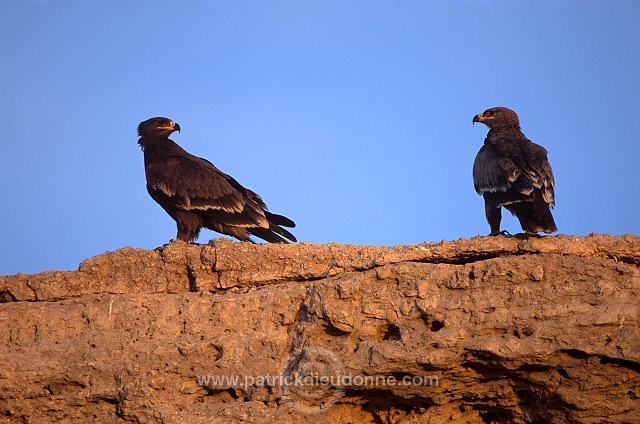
[485,203,504,236]
[175,214,202,243]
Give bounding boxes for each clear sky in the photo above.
[2,0,639,275]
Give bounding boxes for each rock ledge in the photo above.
[1,234,638,423]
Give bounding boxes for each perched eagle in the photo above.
[472,107,557,236]
[137,117,296,243]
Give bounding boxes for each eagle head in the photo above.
[473,107,520,130]
[138,117,181,138]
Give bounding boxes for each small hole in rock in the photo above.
[383,324,401,341]
[324,325,350,337]
[430,320,445,332]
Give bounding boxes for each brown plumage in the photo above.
[472,107,557,236]
[137,117,296,243]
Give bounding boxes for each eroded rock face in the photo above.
[0,234,638,423]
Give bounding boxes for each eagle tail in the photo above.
[265,211,296,228]
[249,226,296,244]
[505,200,557,234]
[270,224,297,243]
[248,212,297,243]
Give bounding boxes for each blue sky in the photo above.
[2,0,639,275]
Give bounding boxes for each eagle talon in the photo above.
[488,230,511,237]
[515,232,543,239]
[154,242,172,251]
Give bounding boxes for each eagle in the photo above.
[137,117,296,243]
[472,107,557,236]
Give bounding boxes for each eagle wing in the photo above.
[472,144,521,195]
[474,134,555,208]
[145,153,269,229]
[519,141,555,207]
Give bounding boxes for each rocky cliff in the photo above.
[0,234,639,423]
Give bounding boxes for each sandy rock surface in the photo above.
[1,234,638,423]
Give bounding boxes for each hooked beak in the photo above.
[158,121,180,133]
[473,113,494,126]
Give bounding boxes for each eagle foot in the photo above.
[488,230,511,237]
[514,232,543,239]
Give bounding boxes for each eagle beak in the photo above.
[158,121,181,133]
[472,114,483,125]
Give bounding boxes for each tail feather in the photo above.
[201,208,296,243]
[248,216,297,243]
[505,201,557,234]
[248,227,290,243]
[265,211,296,228]
[269,223,297,243]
